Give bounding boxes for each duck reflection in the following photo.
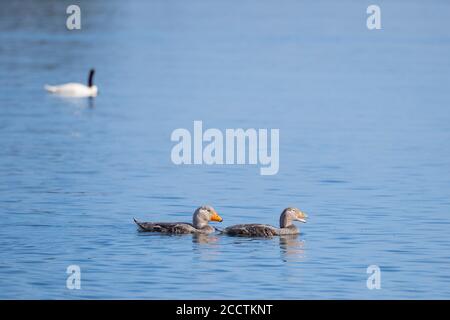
[279,235,306,262]
[191,234,221,261]
[192,233,219,245]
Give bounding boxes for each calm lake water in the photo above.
[1,0,450,299]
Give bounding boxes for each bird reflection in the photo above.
[192,233,219,245]
[279,235,306,262]
[52,96,95,110]
[88,97,95,108]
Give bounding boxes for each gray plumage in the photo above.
[222,224,279,237]
[133,220,199,234]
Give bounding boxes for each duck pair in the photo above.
[133,205,307,237]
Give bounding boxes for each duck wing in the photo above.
[223,224,279,237]
[134,219,196,234]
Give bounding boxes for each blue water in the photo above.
[1,0,450,299]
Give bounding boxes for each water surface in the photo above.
[1,0,450,299]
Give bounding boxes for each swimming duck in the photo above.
[222,207,307,237]
[134,205,223,234]
[45,69,98,97]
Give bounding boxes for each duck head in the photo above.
[193,205,223,229]
[280,207,308,228]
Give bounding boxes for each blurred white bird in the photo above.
[45,69,98,97]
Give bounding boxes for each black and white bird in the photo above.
[45,69,98,97]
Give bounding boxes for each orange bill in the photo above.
[210,211,223,222]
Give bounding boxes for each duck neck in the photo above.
[280,212,294,228]
[193,212,208,229]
